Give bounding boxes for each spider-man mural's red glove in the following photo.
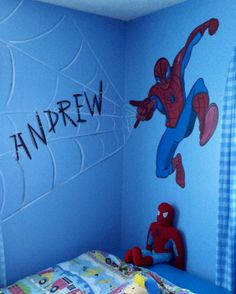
[208,18,219,35]
[130,98,156,128]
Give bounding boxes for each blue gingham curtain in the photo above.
[216,46,236,293]
[0,222,6,287]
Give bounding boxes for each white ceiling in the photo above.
[36,0,187,21]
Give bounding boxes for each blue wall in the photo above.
[1,0,236,287]
[0,0,128,285]
[122,0,236,283]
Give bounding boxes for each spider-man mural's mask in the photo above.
[157,202,174,226]
[154,58,171,88]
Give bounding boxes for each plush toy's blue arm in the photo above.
[147,231,154,246]
[145,277,160,294]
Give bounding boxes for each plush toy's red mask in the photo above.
[157,202,174,226]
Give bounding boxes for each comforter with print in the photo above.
[0,250,193,294]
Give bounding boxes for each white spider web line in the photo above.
[5,46,16,107]
[45,75,59,110]
[2,140,126,223]
[0,0,23,26]
[46,144,57,190]
[0,118,132,221]
[7,115,27,205]
[0,3,130,286]
[9,15,66,44]
[0,10,124,110]
[0,40,135,158]
[71,17,126,105]
[47,128,128,143]
[0,38,132,117]
[0,11,136,223]
[0,13,133,114]
[59,39,84,72]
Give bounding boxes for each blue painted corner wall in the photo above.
[1,0,236,287]
[122,0,236,283]
[0,0,128,285]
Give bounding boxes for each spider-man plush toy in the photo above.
[124,203,185,270]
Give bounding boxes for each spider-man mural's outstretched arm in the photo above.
[173,18,219,78]
[130,19,219,129]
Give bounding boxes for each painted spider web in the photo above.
[0,0,136,224]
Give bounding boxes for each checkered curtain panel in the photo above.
[216,47,236,293]
[0,224,6,287]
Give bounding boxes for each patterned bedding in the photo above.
[0,250,194,294]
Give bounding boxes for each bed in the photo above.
[0,250,231,294]
[115,251,231,294]
[146,263,231,294]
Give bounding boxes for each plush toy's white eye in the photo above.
[158,210,160,216]
[163,212,168,218]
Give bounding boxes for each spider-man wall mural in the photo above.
[130,18,219,188]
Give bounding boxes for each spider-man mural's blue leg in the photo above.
[156,78,208,187]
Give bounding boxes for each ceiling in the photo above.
[36,0,187,21]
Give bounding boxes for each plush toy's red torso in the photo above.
[148,222,178,254]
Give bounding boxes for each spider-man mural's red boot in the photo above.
[172,153,185,188]
[193,93,218,146]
